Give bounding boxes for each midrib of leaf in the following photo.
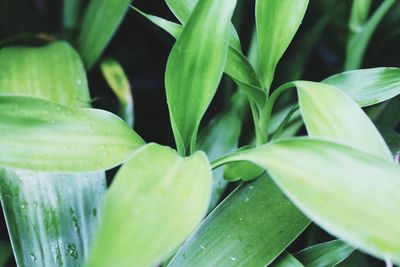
[0,42,106,267]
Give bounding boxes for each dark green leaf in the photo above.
[295,240,354,267]
[88,144,212,267]
[169,174,309,267]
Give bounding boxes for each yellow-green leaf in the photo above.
[88,144,212,267]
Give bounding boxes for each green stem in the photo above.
[259,82,296,142]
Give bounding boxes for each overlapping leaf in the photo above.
[295,81,392,161]
[88,144,212,267]
[213,139,400,264]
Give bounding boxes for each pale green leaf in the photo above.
[213,138,400,264]
[100,58,134,127]
[132,6,265,108]
[295,81,392,161]
[295,240,354,267]
[164,0,242,51]
[323,68,400,107]
[0,42,90,108]
[0,96,143,172]
[256,0,309,90]
[165,0,237,155]
[169,174,309,267]
[77,0,131,69]
[88,143,212,267]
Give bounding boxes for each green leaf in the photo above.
[132,6,265,108]
[169,174,309,267]
[345,0,396,70]
[0,41,108,266]
[295,81,392,161]
[256,0,309,90]
[323,68,400,107]
[212,138,400,264]
[0,42,90,108]
[271,252,304,267]
[88,143,212,267]
[295,240,354,267]
[77,0,131,69]
[165,0,237,155]
[100,58,134,127]
[0,96,143,172]
[164,0,242,51]
[63,0,82,31]
[380,127,400,161]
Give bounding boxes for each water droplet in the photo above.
[230,256,236,261]
[239,218,243,221]
[244,197,250,202]
[30,253,36,262]
[67,243,78,260]
[200,245,206,250]
[249,186,254,190]
[76,80,82,85]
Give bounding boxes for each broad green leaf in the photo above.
[165,0,237,155]
[0,42,90,108]
[349,0,372,33]
[256,0,309,90]
[0,41,107,266]
[132,6,265,108]
[295,81,392,161]
[345,0,396,70]
[271,252,304,267]
[295,240,354,267]
[164,0,242,51]
[323,68,400,107]
[77,0,130,69]
[169,174,309,267]
[197,92,246,209]
[88,143,212,267]
[0,96,143,172]
[213,138,400,264]
[100,58,134,127]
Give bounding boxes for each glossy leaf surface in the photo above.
[0,42,90,108]
[77,0,131,68]
[88,144,212,267]
[169,174,309,267]
[213,139,400,264]
[295,81,392,161]
[0,96,143,172]
[256,0,309,90]
[323,68,400,107]
[165,0,236,154]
